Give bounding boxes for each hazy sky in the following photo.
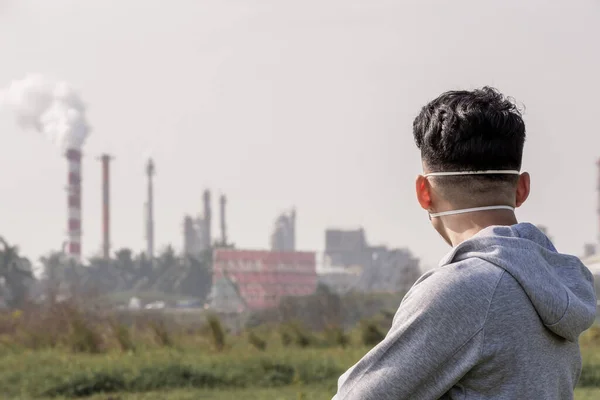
[1,0,599,267]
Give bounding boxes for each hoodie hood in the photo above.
[440,223,596,342]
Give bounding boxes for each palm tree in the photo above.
[0,237,34,308]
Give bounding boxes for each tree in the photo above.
[179,252,212,301]
[40,251,68,303]
[0,237,34,308]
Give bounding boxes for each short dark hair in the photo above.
[413,87,526,178]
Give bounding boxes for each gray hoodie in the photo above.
[334,223,596,400]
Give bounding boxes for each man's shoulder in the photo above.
[406,258,505,313]
[396,258,505,337]
[421,258,504,290]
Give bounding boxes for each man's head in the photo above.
[413,87,530,244]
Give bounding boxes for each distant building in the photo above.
[212,249,317,310]
[183,190,212,259]
[359,248,421,293]
[325,228,371,267]
[317,260,362,294]
[320,227,421,294]
[270,209,296,251]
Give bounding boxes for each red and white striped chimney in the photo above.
[66,149,82,260]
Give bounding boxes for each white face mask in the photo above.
[423,170,520,218]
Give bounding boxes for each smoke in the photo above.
[0,74,90,150]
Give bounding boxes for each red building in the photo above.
[213,249,317,310]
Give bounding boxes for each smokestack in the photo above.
[220,194,227,245]
[66,149,82,260]
[146,159,155,259]
[1,75,92,261]
[290,208,296,251]
[99,154,112,259]
[203,189,212,246]
[183,215,193,256]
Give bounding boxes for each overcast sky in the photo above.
[0,0,599,267]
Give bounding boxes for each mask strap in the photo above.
[424,170,520,218]
[429,205,515,218]
[424,170,520,177]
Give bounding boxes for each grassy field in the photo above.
[0,342,598,399]
[44,387,600,400]
[1,305,599,399]
[49,385,335,400]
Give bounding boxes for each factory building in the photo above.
[316,261,362,294]
[183,190,212,259]
[212,249,317,310]
[324,228,372,268]
[270,209,296,251]
[359,247,421,293]
[320,227,421,294]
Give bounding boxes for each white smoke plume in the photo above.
[0,74,90,150]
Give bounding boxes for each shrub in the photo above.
[42,372,126,397]
[206,314,226,351]
[66,310,103,354]
[280,326,293,347]
[293,357,343,384]
[110,320,135,352]
[278,322,315,348]
[360,319,385,346]
[290,323,313,348]
[129,364,224,390]
[325,325,350,348]
[148,319,173,347]
[259,361,296,387]
[248,331,267,351]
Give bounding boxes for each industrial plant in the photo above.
[15,73,600,315]
[14,143,423,313]
[2,70,598,314]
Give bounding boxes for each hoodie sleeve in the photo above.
[333,265,501,400]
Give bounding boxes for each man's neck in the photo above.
[444,210,518,247]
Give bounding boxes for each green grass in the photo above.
[0,311,599,399]
[48,384,336,400]
[0,347,360,398]
[1,344,597,399]
[575,388,600,400]
[40,386,600,400]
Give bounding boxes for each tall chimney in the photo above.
[290,208,296,251]
[220,194,227,246]
[66,149,82,261]
[146,159,155,259]
[203,189,212,246]
[100,154,112,259]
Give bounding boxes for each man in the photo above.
[333,87,596,399]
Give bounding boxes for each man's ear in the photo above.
[416,175,432,210]
[515,172,530,208]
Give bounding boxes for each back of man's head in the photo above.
[413,87,526,199]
